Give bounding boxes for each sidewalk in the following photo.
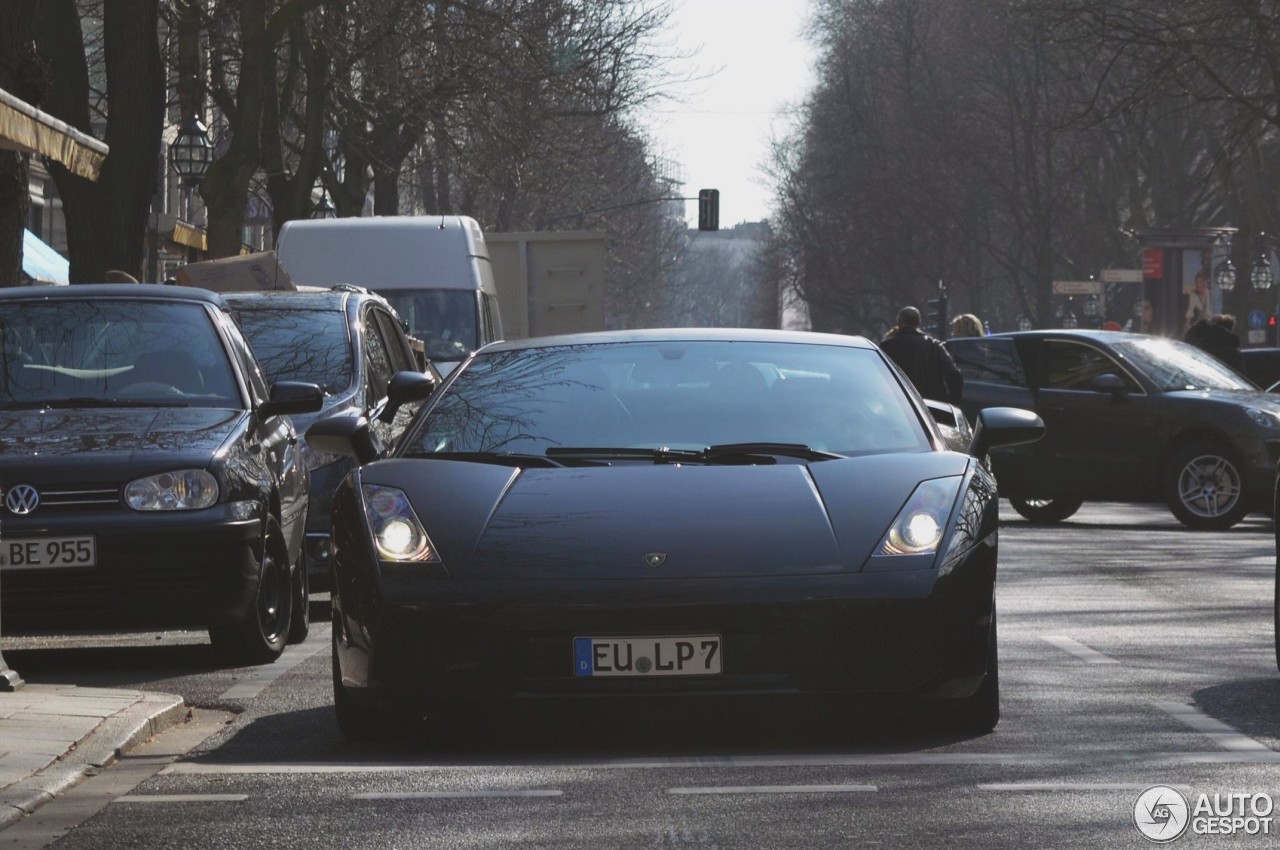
[0,683,186,830]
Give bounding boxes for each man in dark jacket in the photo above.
[879,306,964,404]
[1184,313,1244,374]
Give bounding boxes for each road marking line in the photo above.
[980,783,1192,792]
[667,785,877,795]
[219,624,330,700]
[1157,703,1275,752]
[1041,635,1120,664]
[114,794,248,803]
[353,790,563,799]
[163,753,1067,775]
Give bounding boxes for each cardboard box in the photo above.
[176,251,297,292]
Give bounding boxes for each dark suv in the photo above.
[946,330,1280,529]
[227,287,440,592]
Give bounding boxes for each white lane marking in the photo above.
[1041,635,1120,664]
[353,790,563,799]
[1157,703,1275,753]
[668,785,876,795]
[219,624,330,700]
[163,753,1067,775]
[114,794,248,803]
[980,783,1193,793]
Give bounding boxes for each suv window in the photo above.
[363,315,395,408]
[948,338,1026,387]
[232,306,354,395]
[371,307,413,373]
[1041,341,1141,392]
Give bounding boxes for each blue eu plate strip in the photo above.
[573,638,593,677]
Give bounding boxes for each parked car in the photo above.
[0,284,323,664]
[1241,347,1280,389]
[307,328,1044,741]
[225,287,440,592]
[946,329,1280,529]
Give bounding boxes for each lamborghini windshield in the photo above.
[403,340,931,458]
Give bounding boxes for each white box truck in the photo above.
[275,215,503,374]
[485,231,607,340]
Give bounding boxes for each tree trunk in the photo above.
[35,0,164,282]
[0,153,28,287]
[0,0,39,287]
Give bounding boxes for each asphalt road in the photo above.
[4,501,1279,849]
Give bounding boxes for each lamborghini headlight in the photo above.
[361,483,440,562]
[876,476,961,556]
[125,469,219,511]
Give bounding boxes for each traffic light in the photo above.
[1270,313,1277,346]
[697,188,720,231]
[926,290,949,339]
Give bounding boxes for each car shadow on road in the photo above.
[194,696,992,765]
[1193,678,1280,746]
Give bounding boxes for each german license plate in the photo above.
[0,536,96,568]
[573,635,722,677]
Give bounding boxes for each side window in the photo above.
[372,308,413,372]
[1041,341,1141,392]
[363,313,395,407]
[217,311,267,405]
[949,339,1026,388]
[483,292,502,342]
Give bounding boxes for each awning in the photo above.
[0,86,108,181]
[22,229,69,284]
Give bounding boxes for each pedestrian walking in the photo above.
[880,305,964,404]
[1184,313,1244,373]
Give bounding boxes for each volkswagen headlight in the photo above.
[876,476,962,556]
[125,469,219,511]
[362,483,440,562]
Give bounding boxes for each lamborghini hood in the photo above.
[360,452,972,578]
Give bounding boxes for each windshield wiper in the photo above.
[701,443,844,463]
[404,450,566,468]
[546,446,703,464]
[545,444,843,465]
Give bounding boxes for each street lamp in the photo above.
[1215,257,1237,291]
[1251,234,1274,291]
[312,190,336,219]
[169,115,213,188]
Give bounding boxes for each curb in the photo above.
[0,692,187,830]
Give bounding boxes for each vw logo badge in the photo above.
[5,484,39,515]
[644,552,667,568]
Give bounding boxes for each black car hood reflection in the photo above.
[364,451,970,578]
[1164,387,1280,411]
[0,407,243,460]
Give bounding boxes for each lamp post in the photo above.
[169,115,213,259]
[312,189,336,219]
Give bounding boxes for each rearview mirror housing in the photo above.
[969,407,1045,459]
[306,413,385,465]
[377,370,439,423]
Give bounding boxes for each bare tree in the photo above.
[0,1,40,287]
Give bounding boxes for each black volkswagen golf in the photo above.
[0,285,323,665]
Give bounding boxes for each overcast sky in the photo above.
[640,0,815,227]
